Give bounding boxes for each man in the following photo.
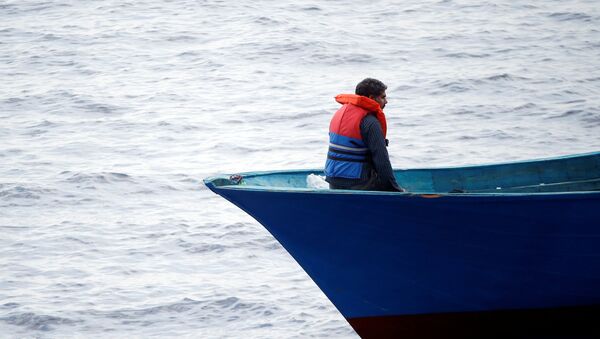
[325,78,405,192]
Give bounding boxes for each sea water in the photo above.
[1,0,599,337]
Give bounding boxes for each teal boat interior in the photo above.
[206,151,600,194]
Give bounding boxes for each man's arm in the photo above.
[360,115,405,192]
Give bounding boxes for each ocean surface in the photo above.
[1,0,600,337]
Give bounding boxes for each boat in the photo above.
[204,151,600,338]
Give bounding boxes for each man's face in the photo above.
[370,91,387,110]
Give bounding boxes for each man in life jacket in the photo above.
[325,78,405,192]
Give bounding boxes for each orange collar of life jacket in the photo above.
[335,94,387,137]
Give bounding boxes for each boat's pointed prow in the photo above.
[204,152,600,338]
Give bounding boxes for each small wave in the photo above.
[560,99,586,105]
[176,176,201,184]
[284,110,326,121]
[310,52,374,64]
[60,171,134,184]
[166,35,197,42]
[95,296,278,324]
[3,97,25,104]
[0,184,56,200]
[485,73,512,81]
[444,52,490,58]
[49,89,77,99]
[145,298,204,314]
[254,16,282,26]
[583,114,600,126]
[546,110,583,119]
[78,102,121,115]
[177,51,198,58]
[337,53,373,63]
[472,129,516,140]
[0,6,16,14]
[0,187,39,199]
[549,12,592,22]
[1,303,20,310]
[29,119,57,128]
[514,103,537,111]
[216,230,255,240]
[40,33,62,41]
[23,129,49,137]
[204,296,280,318]
[437,81,471,93]
[184,243,228,254]
[0,226,30,231]
[1,312,81,331]
[99,298,204,320]
[449,109,474,116]
[394,84,417,91]
[213,297,239,308]
[458,135,477,140]
[19,2,71,13]
[23,90,124,116]
[64,236,93,245]
[2,148,23,155]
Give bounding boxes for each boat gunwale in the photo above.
[204,151,600,197]
[204,181,600,197]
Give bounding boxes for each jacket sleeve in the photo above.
[360,115,404,192]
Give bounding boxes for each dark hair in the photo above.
[355,78,387,98]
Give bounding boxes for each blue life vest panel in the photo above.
[325,132,370,179]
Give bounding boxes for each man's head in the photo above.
[355,78,388,109]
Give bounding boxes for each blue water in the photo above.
[1,0,599,337]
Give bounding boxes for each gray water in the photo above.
[1,0,600,337]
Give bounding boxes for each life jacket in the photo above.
[325,94,388,179]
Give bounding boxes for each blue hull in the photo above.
[205,152,600,338]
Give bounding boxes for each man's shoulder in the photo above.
[360,114,381,131]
